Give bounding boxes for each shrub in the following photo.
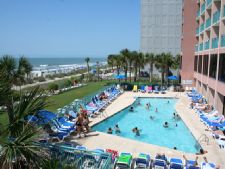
[48,83,59,92]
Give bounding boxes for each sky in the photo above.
[0,0,140,58]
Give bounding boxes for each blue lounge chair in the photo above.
[154,86,159,94]
[185,159,200,169]
[169,158,183,169]
[134,153,151,169]
[201,162,216,169]
[139,85,146,93]
[76,145,87,150]
[154,159,167,169]
[49,131,69,141]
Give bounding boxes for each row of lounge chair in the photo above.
[132,85,166,94]
[187,90,225,149]
[28,86,122,141]
[58,145,216,169]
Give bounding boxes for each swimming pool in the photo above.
[93,97,201,153]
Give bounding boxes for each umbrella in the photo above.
[168,76,178,80]
[114,74,125,79]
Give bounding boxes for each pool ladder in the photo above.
[197,134,209,145]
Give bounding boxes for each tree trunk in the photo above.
[87,63,89,81]
[124,66,128,82]
[129,61,132,82]
[150,63,153,83]
[134,64,137,82]
[149,63,151,82]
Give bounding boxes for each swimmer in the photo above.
[155,108,158,112]
[137,100,141,105]
[115,124,121,133]
[132,127,141,136]
[167,100,170,104]
[107,127,113,134]
[175,123,178,127]
[150,116,155,120]
[173,147,177,150]
[129,106,134,112]
[146,103,150,109]
[163,122,169,128]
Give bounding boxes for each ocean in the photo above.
[17,57,106,67]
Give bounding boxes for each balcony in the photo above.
[200,23,205,32]
[221,35,225,47]
[196,27,199,35]
[213,10,220,24]
[195,44,198,52]
[199,43,203,51]
[206,0,212,7]
[201,3,206,14]
[204,40,210,50]
[212,37,218,49]
[205,18,211,29]
[197,9,200,18]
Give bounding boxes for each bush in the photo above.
[48,83,59,92]
[34,76,46,82]
[63,80,72,88]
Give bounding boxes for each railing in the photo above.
[205,17,211,28]
[224,5,225,17]
[196,27,199,35]
[206,0,212,7]
[213,10,221,24]
[212,37,219,49]
[197,9,200,18]
[43,143,113,169]
[195,44,198,52]
[204,40,210,50]
[200,23,205,32]
[201,2,206,14]
[199,43,203,51]
[221,34,225,47]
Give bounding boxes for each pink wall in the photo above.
[180,0,197,86]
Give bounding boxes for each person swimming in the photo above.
[137,99,141,106]
[115,124,121,133]
[129,106,134,112]
[132,127,141,136]
[107,127,113,134]
[155,108,158,112]
[163,122,169,128]
[146,103,150,109]
[167,100,170,104]
[150,116,155,120]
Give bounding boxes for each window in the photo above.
[209,54,217,79]
[218,53,225,83]
[203,55,209,75]
[198,55,202,73]
[194,55,198,71]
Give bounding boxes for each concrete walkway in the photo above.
[71,91,225,167]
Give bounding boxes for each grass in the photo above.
[45,81,109,112]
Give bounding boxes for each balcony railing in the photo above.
[195,44,198,52]
[196,27,199,35]
[206,0,212,7]
[221,35,225,47]
[197,9,200,18]
[204,40,210,50]
[201,3,206,14]
[200,23,205,32]
[213,10,221,24]
[224,5,225,17]
[199,43,203,51]
[205,18,211,29]
[212,37,219,49]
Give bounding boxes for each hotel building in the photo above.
[140,0,183,56]
[181,0,225,115]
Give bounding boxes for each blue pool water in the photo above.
[93,98,201,153]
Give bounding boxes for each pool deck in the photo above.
[71,91,225,167]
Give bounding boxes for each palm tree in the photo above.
[137,52,145,80]
[107,54,115,72]
[96,61,100,81]
[145,53,155,82]
[84,57,90,81]
[0,55,33,125]
[120,49,130,81]
[0,86,49,169]
[155,53,173,86]
[132,51,139,82]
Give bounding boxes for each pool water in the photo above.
[93,97,201,153]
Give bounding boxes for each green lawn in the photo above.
[45,81,109,112]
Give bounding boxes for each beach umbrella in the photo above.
[168,76,178,80]
[114,74,125,79]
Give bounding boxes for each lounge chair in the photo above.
[147,86,153,93]
[115,153,133,169]
[133,85,138,92]
[75,145,87,150]
[154,86,159,94]
[154,159,167,169]
[201,162,216,169]
[106,149,118,162]
[134,153,151,169]
[139,85,146,93]
[185,159,200,169]
[169,158,183,169]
